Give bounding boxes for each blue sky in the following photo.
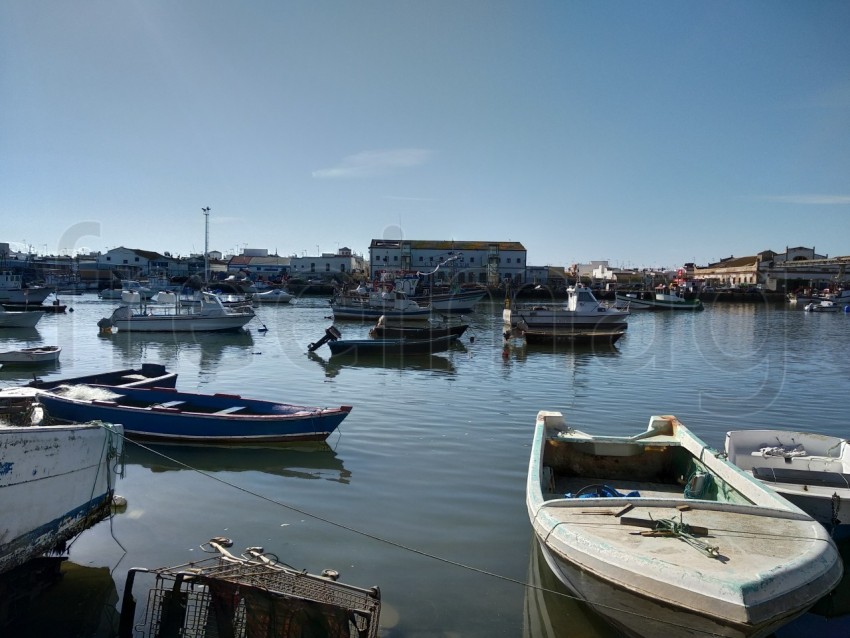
[2,1,848,269]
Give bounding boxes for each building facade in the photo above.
[288,247,368,281]
[368,239,527,286]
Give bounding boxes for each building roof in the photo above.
[700,255,759,269]
[369,239,526,251]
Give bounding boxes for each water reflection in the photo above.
[523,538,618,638]
[0,327,42,343]
[0,557,118,637]
[306,350,457,377]
[101,329,255,367]
[125,440,350,484]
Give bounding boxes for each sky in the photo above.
[2,1,849,270]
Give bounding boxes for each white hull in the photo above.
[0,309,45,328]
[0,422,124,575]
[0,289,52,304]
[252,289,294,304]
[509,284,630,329]
[103,291,255,333]
[725,429,850,535]
[528,412,842,638]
[111,315,253,332]
[0,346,61,364]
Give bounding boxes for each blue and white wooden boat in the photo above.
[0,420,124,575]
[37,386,352,444]
[26,363,178,390]
[528,411,842,638]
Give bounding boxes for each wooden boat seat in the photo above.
[214,406,246,415]
[752,466,850,489]
[158,400,186,409]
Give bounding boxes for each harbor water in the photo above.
[1,293,849,637]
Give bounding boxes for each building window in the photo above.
[340,264,346,272]
[393,256,398,261]
[419,256,424,262]
[470,257,474,263]
[325,263,330,271]
[507,258,512,263]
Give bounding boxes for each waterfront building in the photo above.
[692,247,848,290]
[368,239,527,287]
[288,247,368,281]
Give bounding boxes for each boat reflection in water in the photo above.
[125,440,350,484]
[307,350,458,378]
[101,328,254,367]
[523,538,619,638]
[0,557,119,637]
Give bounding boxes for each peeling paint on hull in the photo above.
[0,422,123,575]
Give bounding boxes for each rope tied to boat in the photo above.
[644,513,720,558]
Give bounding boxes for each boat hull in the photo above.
[615,293,704,311]
[37,387,352,444]
[0,346,61,364]
[328,334,458,356]
[725,429,850,538]
[411,289,487,314]
[521,325,626,346]
[110,314,253,332]
[331,305,431,321]
[0,422,124,575]
[369,323,469,339]
[0,310,45,328]
[0,288,52,304]
[28,363,178,390]
[527,412,843,638]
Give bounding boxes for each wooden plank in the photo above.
[214,406,246,415]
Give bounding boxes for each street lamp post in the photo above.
[202,207,210,283]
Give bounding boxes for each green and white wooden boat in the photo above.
[527,411,842,638]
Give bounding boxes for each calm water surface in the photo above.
[1,294,848,637]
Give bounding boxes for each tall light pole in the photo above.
[202,207,210,283]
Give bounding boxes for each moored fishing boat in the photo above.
[250,288,294,304]
[725,429,850,538]
[308,325,459,356]
[369,316,469,340]
[0,419,124,575]
[527,410,842,638]
[330,289,431,321]
[0,306,45,328]
[0,345,61,364]
[0,271,52,305]
[37,385,352,444]
[615,289,704,311]
[520,325,627,346]
[508,284,630,330]
[98,291,254,333]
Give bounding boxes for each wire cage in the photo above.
[119,539,381,638]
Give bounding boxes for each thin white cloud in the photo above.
[384,195,438,202]
[756,195,850,205]
[312,148,434,179]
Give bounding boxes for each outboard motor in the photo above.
[308,325,342,352]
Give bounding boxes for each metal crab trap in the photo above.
[118,538,381,638]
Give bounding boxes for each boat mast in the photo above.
[202,207,210,284]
